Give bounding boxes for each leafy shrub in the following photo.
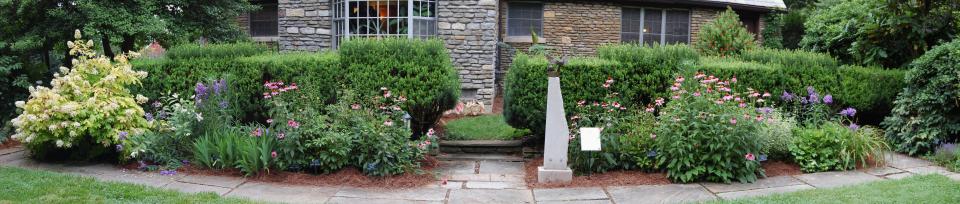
[10,31,149,161]
[345,88,434,176]
[790,122,888,173]
[444,115,518,141]
[738,47,838,69]
[339,38,460,138]
[567,79,630,174]
[654,73,768,183]
[0,53,30,130]
[128,93,199,169]
[165,42,270,60]
[699,56,905,113]
[801,0,960,67]
[757,110,797,160]
[504,45,698,136]
[693,7,756,57]
[883,39,960,156]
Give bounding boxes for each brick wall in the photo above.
[690,7,722,44]
[278,0,332,51]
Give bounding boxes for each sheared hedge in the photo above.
[738,47,839,69]
[133,52,340,121]
[504,44,699,136]
[165,42,271,60]
[699,57,905,112]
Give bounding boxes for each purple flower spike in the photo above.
[823,94,833,104]
[115,144,124,152]
[839,107,857,117]
[218,100,229,109]
[848,123,860,131]
[781,91,795,101]
[194,82,209,102]
[807,86,817,96]
[145,112,154,121]
[118,131,128,140]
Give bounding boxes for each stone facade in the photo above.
[437,0,500,107]
[278,0,332,51]
[690,7,723,44]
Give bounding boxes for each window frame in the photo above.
[506,2,544,37]
[332,0,438,47]
[249,0,279,38]
[620,7,691,45]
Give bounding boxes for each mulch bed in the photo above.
[124,156,442,189]
[523,157,804,188]
[0,140,20,150]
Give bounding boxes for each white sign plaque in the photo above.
[580,127,601,151]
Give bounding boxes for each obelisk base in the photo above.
[537,166,573,183]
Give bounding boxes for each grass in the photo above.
[712,174,960,204]
[444,114,522,140]
[0,167,259,203]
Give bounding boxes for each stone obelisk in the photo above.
[538,59,573,183]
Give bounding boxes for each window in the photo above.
[507,2,543,36]
[621,8,689,45]
[333,0,437,47]
[250,0,279,37]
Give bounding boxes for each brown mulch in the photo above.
[125,156,442,189]
[762,160,803,177]
[523,157,671,188]
[0,140,20,149]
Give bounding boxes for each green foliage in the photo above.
[654,73,766,183]
[709,174,960,204]
[444,115,519,141]
[343,88,432,177]
[134,51,340,121]
[693,7,757,57]
[504,45,698,136]
[699,56,905,113]
[801,0,960,67]
[567,83,630,174]
[165,43,271,60]
[339,38,460,137]
[128,94,199,169]
[790,123,888,173]
[192,125,278,176]
[757,111,797,160]
[883,40,960,155]
[738,47,838,69]
[0,51,30,131]
[930,144,960,172]
[10,33,149,161]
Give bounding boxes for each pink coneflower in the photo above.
[731,77,738,83]
[287,120,300,128]
[263,93,271,99]
[384,91,392,98]
[672,95,681,99]
[271,151,278,158]
[645,106,655,113]
[675,76,685,83]
[739,103,747,108]
[384,120,394,126]
[351,104,361,110]
[762,92,771,98]
[266,118,274,124]
[655,98,665,106]
[252,128,262,137]
[745,153,755,161]
[277,132,285,140]
[693,92,702,97]
[730,118,737,125]
[650,133,657,139]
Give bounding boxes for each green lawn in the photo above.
[0,167,259,203]
[713,174,960,204]
[444,114,523,140]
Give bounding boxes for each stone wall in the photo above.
[690,7,723,44]
[437,0,500,109]
[278,0,332,51]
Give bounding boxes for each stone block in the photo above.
[537,166,572,183]
[885,152,933,169]
[286,27,299,34]
[465,181,526,189]
[164,181,232,195]
[884,172,915,180]
[534,187,608,201]
[317,28,331,34]
[327,197,442,204]
[452,23,466,30]
[608,184,716,204]
[448,189,534,204]
[177,174,246,188]
[300,27,316,34]
[795,171,882,188]
[478,161,523,175]
[227,182,338,203]
[287,8,305,17]
[862,167,905,176]
[439,22,452,29]
[702,176,804,193]
[334,187,448,201]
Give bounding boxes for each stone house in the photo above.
[238,0,785,110]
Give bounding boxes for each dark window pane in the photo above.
[621,8,643,43]
[250,1,278,37]
[643,34,662,45]
[643,9,662,36]
[622,33,640,43]
[507,3,543,36]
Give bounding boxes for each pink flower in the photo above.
[670,85,680,91]
[755,115,764,121]
[739,103,747,108]
[762,92,771,98]
[384,120,394,126]
[605,77,615,85]
[271,151,278,158]
[672,95,680,99]
[287,120,300,128]
[650,133,657,139]
[398,96,407,102]
[745,153,755,161]
[675,76,685,83]
[271,91,279,96]
[645,106,655,113]
[602,83,611,88]
[263,93,271,99]
[612,102,621,108]
[655,98,665,106]
[277,132,285,140]
[577,100,586,106]
[384,91,392,98]
[731,77,738,83]
[693,92,702,97]
[266,119,274,124]
[729,118,737,125]
[427,129,436,137]
[351,104,361,110]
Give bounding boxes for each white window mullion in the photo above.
[639,8,645,43]
[408,0,415,38]
[661,9,666,45]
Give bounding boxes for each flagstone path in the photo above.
[1,147,958,204]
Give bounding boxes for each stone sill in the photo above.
[252,36,279,42]
[504,36,548,43]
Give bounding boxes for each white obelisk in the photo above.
[538,75,573,183]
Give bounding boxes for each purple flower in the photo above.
[145,112,154,121]
[823,94,833,104]
[848,123,860,131]
[781,91,795,101]
[757,107,774,115]
[159,170,177,176]
[839,107,857,117]
[156,111,167,119]
[195,82,209,101]
[808,93,820,104]
[213,79,226,95]
[807,86,817,96]
[115,144,124,152]
[118,131,128,140]
[218,100,229,109]
[758,154,768,162]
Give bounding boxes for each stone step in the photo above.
[440,140,523,154]
[437,153,524,162]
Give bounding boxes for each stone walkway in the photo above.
[1,147,959,204]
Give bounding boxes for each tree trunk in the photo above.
[101,35,115,59]
[120,35,136,55]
